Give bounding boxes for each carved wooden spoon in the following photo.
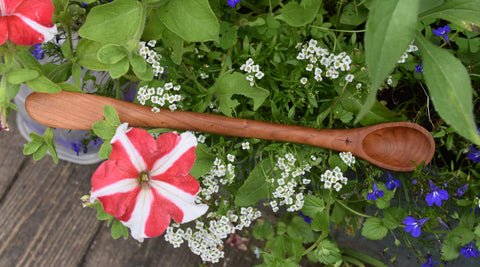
[25,91,435,172]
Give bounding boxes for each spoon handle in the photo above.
[26,91,354,152]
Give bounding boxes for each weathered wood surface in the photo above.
[0,113,259,267]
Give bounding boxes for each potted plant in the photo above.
[1,0,480,265]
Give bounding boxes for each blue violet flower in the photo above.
[415,60,423,73]
[403,216,428,237]
[456,184,469,197]
[367,182,384,201]
[385,172,401,190]
[227,0,241,8]
[460,242,479,258]
[32,44,45,60]
[432,25,451,43]
[468,146,480,162]
[425,180,449,206]
[421,254,439,267]
[299,211,312,224]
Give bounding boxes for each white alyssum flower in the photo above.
[339,151,356,167]
[240,58,265,86]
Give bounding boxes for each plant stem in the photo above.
[336,199,372,218]
[310,25,366,33]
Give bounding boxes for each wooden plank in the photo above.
[0,158,101,266]
[0,112,30,196]
[83,223,260,266]
[82,225,203,267]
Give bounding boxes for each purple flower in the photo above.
[32,44,45,60]
[468,146,480,162]
[227,0,241,8]
[385,172,401,190]
[403,216,428,237]
[415,60,423,73]
[456,184,469,197]
[421,254,439,267]
[460,242,479,258]
[299,211,312,224]
[367,182,384,201]
[432,25,451,43]
[425,180,449,206]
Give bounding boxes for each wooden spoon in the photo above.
[25,91,435,172]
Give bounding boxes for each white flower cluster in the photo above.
[320,166,348,191]
[136,82,182,112]
[197,156,236,201]
[139,40,164,77]
[270,153,312,212]
[164,207,261,263]
[240,58,265,86]
[397,42,419,63]
[339,151,356,167]
[296,39,353,83]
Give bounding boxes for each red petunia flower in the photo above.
[0,0,57,46]
[90,123,208,242]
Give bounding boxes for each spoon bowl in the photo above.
[25,91,435,171]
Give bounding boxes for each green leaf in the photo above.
[216,21,238,50]
[214,72,270,117]
[71,63,82,87]
[61,37,74,60]
[157,0,219,42]
[442,224,475,260]
[340,87,402,126]
[97,44,127,64]
[190,143,216,178]
[109,57,130,79]
[310,239,342,265]
[281,1,322,27]
[382,207,406,230]
[25,75,62,93]
[78,0,144,44]
[418,0,480,32]
[23,141,43,155]
[111,220,129,239]
[253,219,275,240]
[103,105,121,126]
[98,142,113,159]
[287,216,316,243]
[33,144,48,161]
[92,120,116,139]
[6,69,39,84]
[358,0,419,123]
[361,217,388,240]
[234,158,272,207]
[340,2,368,26]
[76,39,110,71]
[416,33,480,145]
[42,62,72,83]
[301,195,325,218]
[57,82,83,93]
[311,210,330,234]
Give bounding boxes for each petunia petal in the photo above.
[122,187,154,242]
[0,18,7,45]
[91,179,141,221]
[14,0,55,26]
[110,123,156,173]
[150,178,208,223]
[8,14,57,45]
[2,0,57,45]
[91,160,139,191]
[150,131,197,177]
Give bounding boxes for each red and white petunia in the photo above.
[90,123,208,242]
[0,0,57,46]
